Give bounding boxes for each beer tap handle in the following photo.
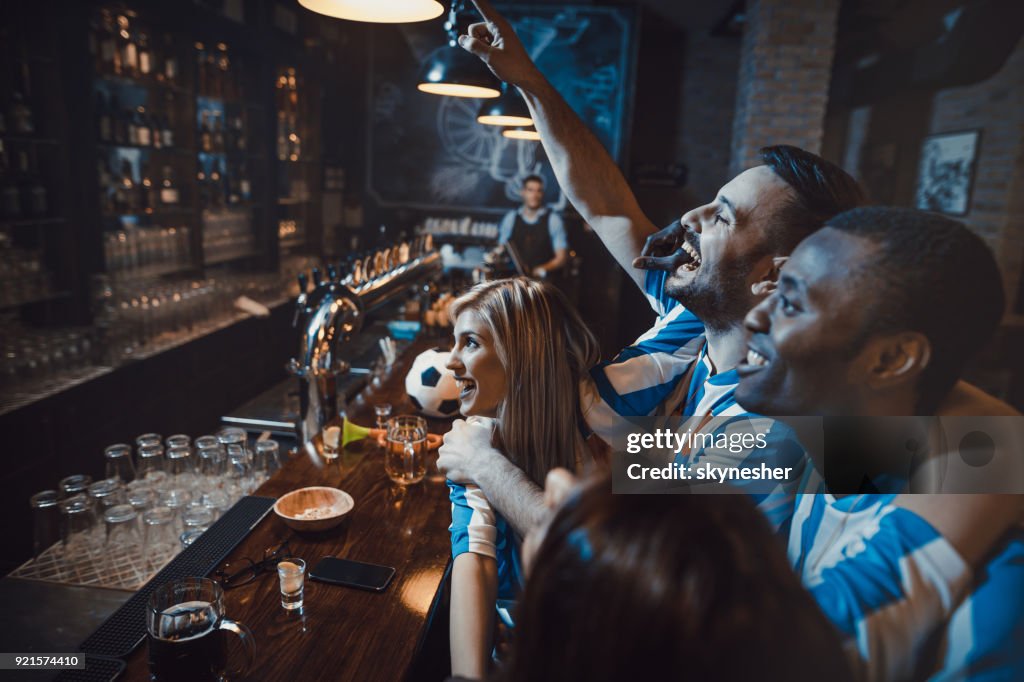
[311,267,323,287]
[297,272,308,294]
[326,264,338,281]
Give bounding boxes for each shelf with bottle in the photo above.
[195,41,247,101]
[0,229,65,310]
[90,7,188,94]
[273,66,307,164]
[97,154,191,221]
[1,146,54,226]
[95,86,189,153]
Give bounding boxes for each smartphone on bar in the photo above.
[309,557,396,592]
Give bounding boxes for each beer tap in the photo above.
[288,238,443,446]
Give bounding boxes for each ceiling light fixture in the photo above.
[477,83,533,126]
[297,0,444,23]
[502,127,541,141]
[416,0,501,98]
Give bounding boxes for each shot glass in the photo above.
[321,426,340,462]
[277,557,306,611]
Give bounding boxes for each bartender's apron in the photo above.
[508,211,555,274]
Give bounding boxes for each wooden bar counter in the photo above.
[122,336,456,681]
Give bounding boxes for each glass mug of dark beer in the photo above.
[147,577,255,681]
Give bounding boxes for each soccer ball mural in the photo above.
[405,348,461,418]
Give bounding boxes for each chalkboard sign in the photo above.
[367,5,637,213]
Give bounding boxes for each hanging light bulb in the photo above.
[477,83,533,126]
[503,127,542,141]
[416,0,501,98]
[297,0,444,23]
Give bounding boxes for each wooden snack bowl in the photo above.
[274,486,355,532]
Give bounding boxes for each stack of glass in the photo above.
[23,428,282,589]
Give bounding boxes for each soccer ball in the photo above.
[405,348,461,418]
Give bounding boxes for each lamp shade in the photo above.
[417,46,502,98]
[503,127,542,141]
[477,85,533,126]
[297,0,444,23]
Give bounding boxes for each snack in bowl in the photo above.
[274,486,354,532]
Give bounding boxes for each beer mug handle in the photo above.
[218,618,256,678]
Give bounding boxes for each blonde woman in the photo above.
[445,277,600,679]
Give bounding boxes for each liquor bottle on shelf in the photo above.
[162,34,178,85]
[226,162,240,206]
[8,64,35,136]
[115,159,136,213]
[127,107,139,146]
[151,111,163,150]
[196,42,207,96]
[135,107,151,147]
[217,43,231,99]
[96,91,112,143]
[197,166,208,209]
[231,114,246,152]
[99,9,119,76]
[139,162,156,213]
[138,32,153,78]
[160,112,173,149]
[212,112,224,152]
[162,91,177,146]
[288,114,301,161]
[276,110,287,161]
[239,161,251,202]
[117,14,138,79]
[159,165,179,206]
[199,110,212,153]
[209,160,223,208]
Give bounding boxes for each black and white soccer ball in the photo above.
[405,348,461,418]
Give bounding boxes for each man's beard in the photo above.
[664,260,755,333]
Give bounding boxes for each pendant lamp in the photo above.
[298,0,444,23]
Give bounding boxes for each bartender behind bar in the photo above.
[498,174,568,279]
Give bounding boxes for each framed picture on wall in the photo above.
[915,130,981,215]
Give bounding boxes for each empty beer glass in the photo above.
[30,490,61,561]
[166,446,196,488]
[143,507,178,570]
[165,434,191,451]
[182,506,214,532]
[104,443,136,483]
[385,415,428,485]
[60,495,100,575]
[59,474,93,499]
[87,478,126,512]
[137,444,166,483]
[136,433,162,449]
[253,440,281,485]
[198,444,227,491]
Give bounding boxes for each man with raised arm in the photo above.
[438,0,867,535]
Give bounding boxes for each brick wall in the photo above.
[927,37,1024,315]
[729,0,841,175]
[677,31,742,204]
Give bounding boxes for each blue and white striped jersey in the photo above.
[582,268,806,533]
[448,481,524,604]
[790,493,1024,681]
